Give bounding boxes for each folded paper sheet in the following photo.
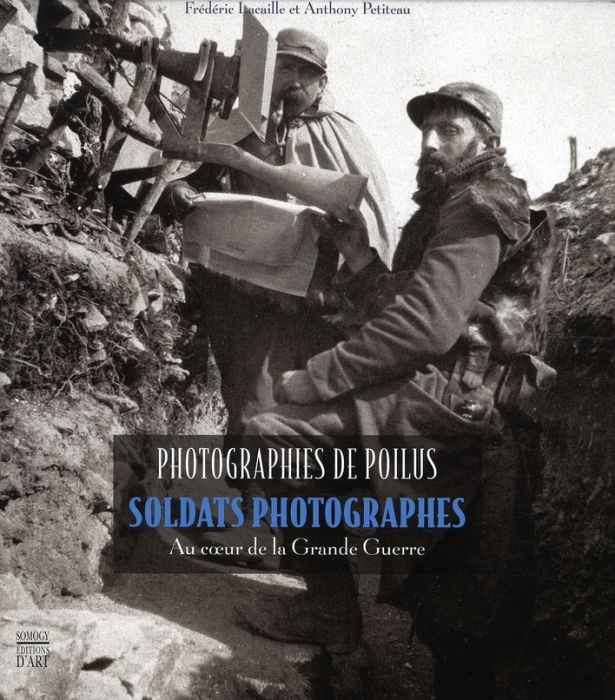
[183,193,321,297]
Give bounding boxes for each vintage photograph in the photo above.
[0,1,614,698]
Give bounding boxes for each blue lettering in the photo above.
[251,496,270,526]
[229,496,245,527]
[362,497,380,528]
[343,497,360,528]
[452,497,466,527]
[144,497,161,527]
[399,498,415,527]
[128,497,142,527]
[178,497,196,527]
[290,497,308,527]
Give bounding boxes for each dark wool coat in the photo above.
[306,164,540,636]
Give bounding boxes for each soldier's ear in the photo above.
[318,73,328,93]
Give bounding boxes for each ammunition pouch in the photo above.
[492,353,557,420]
[448,347,557,422]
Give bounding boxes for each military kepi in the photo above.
[407,82,503,135]
[276,28,328,72]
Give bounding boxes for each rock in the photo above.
[0,82,52,132]
[235,675,291,699]
[75,612,184,699]
[0,461,23,506]
[0,61,46,100]
[88,347,107,364]
[37,293,58,315]
[128,285,148,319]
[0,573,37,610]
[136,247,185,302]
[161,365,189,383]
[126,1,169,40]
[0,24,45,95]
[0,609,186,700]
[5,0,38,36]
[0,485,110,597]
[594,231,615,255]
[147,287,164,313]
[0,372,11,388]
[70,673,131,700]
[126,336,147,354]
[553,201,581,226]
[78,304,109,333]
[57,127,82,158]
[113,319,134,338]
[91,391,139,413]
[161,351,182,364]
[0,393,120,597]
[0,611,93,700]
[61,70,82,102]
[0,609,185,700]
[51,415,76,436]
[21,0,40,19]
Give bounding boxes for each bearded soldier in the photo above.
[241,83,553,698]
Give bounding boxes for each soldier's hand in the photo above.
[274,370,320,405]
[172,184,198,219]
[319,206,374,273]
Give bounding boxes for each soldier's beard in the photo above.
[413,139,485,205]
[415,151,459,192]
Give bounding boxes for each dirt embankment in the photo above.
[533,148,615,695]
[0,0,224,603]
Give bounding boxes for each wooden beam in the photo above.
[0,62,38,157]
[70,61,161,148]
[17,0,131,184]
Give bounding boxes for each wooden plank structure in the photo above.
[0,62,37,157]
[0,0,17,34]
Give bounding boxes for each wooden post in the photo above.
[69,62,161,147]
[0,62,37,157]
[568,136,578,175]
[15,89,84,186]
[89,40,159,193]
[16,0,130,184]
[123,159,181,249]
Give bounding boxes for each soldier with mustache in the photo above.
[164,29,396,569]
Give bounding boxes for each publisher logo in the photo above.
[15,630,50,668]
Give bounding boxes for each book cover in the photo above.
[0,2,613,698]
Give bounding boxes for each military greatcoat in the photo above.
[251,158,542,635]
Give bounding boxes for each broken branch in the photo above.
[69,61,162,149]
[0,62,37,157]
[124,159,182,248]
[94,47,159,190]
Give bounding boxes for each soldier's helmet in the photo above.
[276,28,328,72]
[407,82,503,135]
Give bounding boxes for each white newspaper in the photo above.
[182,193,321,297]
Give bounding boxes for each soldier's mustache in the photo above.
[283,88,303,102]
[416,151,458,173]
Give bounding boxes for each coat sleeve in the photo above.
[306,198,508,399]
[332,252,390,307]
